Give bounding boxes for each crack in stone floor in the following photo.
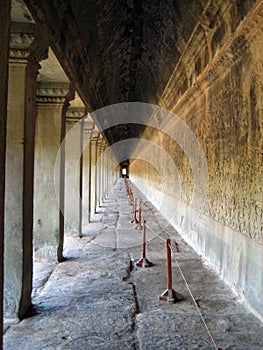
[4,179,263,349]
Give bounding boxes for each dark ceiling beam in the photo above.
[24,0,103,112]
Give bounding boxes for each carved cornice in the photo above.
[10,31,34,50]
[66,108,85,128]
[86,126,99,141]
[96,134,104,148]
[37,83,71,97]
[160,0,263,112]
[66,107,85,119]
[36,82,72,105]
[9,48,30,60]
[91,136,99,144]
[159,0,214,107]
[83,119,95,134]
[9,22,48,64]
[36,96,69,104]
[9,31,33,61]
[101,140,108,150]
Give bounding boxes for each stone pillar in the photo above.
[83,118,94,224]
[96,135,104,210]
[0,0,11,346]
[79,119,84,237]
[34,83,73,260]
[90,135,99,218]
[99,140,104,204]
[101,140,108,201]
[64,108,85,236]
[4,23,47,319]
[104,147,109,197]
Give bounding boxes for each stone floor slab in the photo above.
[4,178,263,349]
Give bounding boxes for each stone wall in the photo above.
[130,1,263,319]
[0,0,11,345]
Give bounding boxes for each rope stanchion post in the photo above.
[136,220,153,268]
[125,177,129,194]
[134,200,142,230]
[124,177,131,204]
[157,236,220,350]
[131,198,138,223]
[129,188,133,205]
[159,239,184,303]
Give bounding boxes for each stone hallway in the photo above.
[4,179,263,349]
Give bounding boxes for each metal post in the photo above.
[134,200,142,230]
[129,188,133,205]
[131,198,138,223]
[79,119,84,238]
[159,239,184,303]
[125,177,129,194]
[167,239,172,290]
[136,221,153,268]
[142,222,146,258]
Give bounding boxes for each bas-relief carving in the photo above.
[137,4,263,243]
[194,51,262,242]
[159,23,263,243]
[159,132,193,206]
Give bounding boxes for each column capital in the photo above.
[36,82,74,106]
[91,135,99,144]
[101,139,108,151]
[9,22,48,71]
[83,121,94,133]
[83,116,95,135]
[96,134,104,147]
[90,126,100,143]
[66,107,86,127]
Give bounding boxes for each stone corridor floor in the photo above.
[4,179,263,349]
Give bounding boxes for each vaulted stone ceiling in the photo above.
[22,0,257,147]
[69,0,206,106]
[23,0,207,108]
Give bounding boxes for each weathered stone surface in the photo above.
[24,0,257,109]
[0,0,11,346]
[4,179,263,349]
[64,119,82,236]
[130,0,263,319]
[34,83,72,260]
[4,22,47,319]
[4,0,263,347]
[22,0,258,153]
